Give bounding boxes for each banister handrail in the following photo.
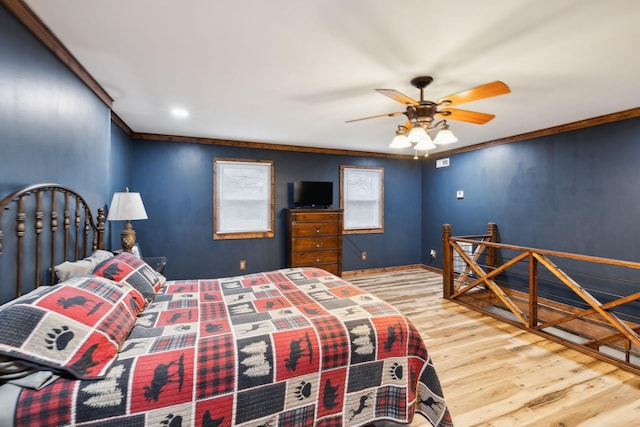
[443,222,640,376]
[450,236,640,270]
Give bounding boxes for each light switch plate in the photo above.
[456,190,464,199]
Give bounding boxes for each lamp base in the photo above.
[120,221,137,253]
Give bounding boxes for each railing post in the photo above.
[487,222,497,269]
[442,224,453,299]
[529,251,538,329]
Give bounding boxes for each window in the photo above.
[214,158,274,239]
[340,165,384,234]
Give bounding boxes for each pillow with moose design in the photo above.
[0,275,145,380]
[91,252,165,306]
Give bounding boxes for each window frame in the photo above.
[213,158,275,240]
[340,165,384,234]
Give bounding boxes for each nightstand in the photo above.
[143,257,167,274]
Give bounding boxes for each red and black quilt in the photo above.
[11,267,453,426]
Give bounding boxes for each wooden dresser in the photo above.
[286,209,343,276]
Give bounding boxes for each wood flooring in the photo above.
[346,268,640,427]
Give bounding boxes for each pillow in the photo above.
[0,275,144,380]
[91,252,164,305]
[54,250,114,281]
[0,288,55,384]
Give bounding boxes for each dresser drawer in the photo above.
[293,251,339,265]
[293,236,340,251]
[291,212,342,222]
[292,222,339,237]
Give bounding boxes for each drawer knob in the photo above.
[314,257,322,263]
[315,242,323,248]
[313,227,322,233]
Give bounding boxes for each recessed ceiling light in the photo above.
[171,108,189,118]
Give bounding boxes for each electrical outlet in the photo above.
[430,249,436,258]
[361,251,367,260]
[239,260,246,270]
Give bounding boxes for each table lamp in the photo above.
[107,187,148,252]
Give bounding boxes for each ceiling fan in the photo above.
[346,76,511,152]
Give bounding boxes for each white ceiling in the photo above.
[24,0,640,156]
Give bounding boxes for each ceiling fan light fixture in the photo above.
[407,125,428,143]
[390,133,411,148]
[413,133,435,151]
[434,123,458,145]
[346,76,509,155]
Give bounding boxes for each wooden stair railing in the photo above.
[442,222,640,375]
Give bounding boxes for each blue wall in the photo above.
[131,139,423,279]
[109,121,134,248]
[0,5,112,209]
[0,6,137,251]
[422,117,640,269]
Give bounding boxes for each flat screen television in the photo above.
[293,181,333,208]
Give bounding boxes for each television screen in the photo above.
[293,181,333,208]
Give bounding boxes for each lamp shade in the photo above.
[107,191,148,221]
[390,133,411,148]
[413,134,436,151]
[407,125,428,143]
[434,128,458,145]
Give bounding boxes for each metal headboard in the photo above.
[0,183,105,303]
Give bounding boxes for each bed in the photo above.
[0,184,452,427]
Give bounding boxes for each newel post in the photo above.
[487,222,497,269]
[442,224,453,299]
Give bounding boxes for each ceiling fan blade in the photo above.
[345,111,405,123]
[437,81,510,106]
[438,108,495,124]
[376,89,419,105]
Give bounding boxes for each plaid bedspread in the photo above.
[11,267,452,426]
